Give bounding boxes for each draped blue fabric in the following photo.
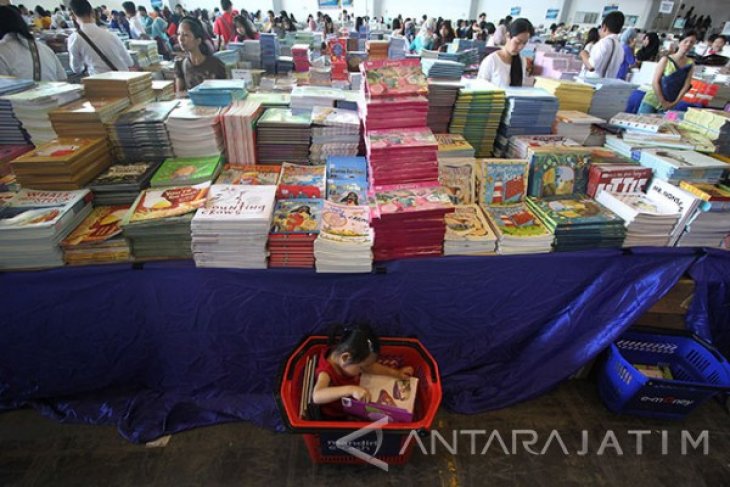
[1,248,728,443]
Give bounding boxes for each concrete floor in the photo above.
[1,381,729,486]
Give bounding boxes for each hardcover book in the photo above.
[477,159,529,205]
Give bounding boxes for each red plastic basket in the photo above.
[277,335,441,465]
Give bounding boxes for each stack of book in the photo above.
[246,92,291,108]
[83,72,154,105]
[595,190,682,247]
[503,134,580,159]
[444,205,497,255]
[122,182,210,260]
[586,163,653,198]
[427,81,462,133]
[107,101,178,162]
[276,55,294,74]
[192,184,277,269]
[188,80,247,107]
[495,88,559,155]
[533,77,594,112]
[481,204,553,254]
[214,49,240,72]
[290,86,346,115]
[526,148,592,199]
[309,66,332,85]
[638,149,728,184]
[152,80,175,101]
[449,80,506,157]
[277,163,326,199]
[128,40,160,67]
[553,111,606,146]
[292,44,311,72]
[361,95,429,131]
[3,82,84,144]
[326,156,368,206]
[388,36,407,59]
[269,199,323,268]
[371,185,454,261]
[150,155,222,188]
[165,100,224,158]
[314,201,373,273]
[89,162,161,205]
[421,59,465,80]
[609,112,667,132]
[579,78,637,121]
[525,196,626,251]
[677,182,730,247]
[310,107,361,165]
[61,205,132,265]
[0,188,93,269]
[222,100,263,165]
[0,78,35,145]
[49,97,130,139]
[215,164,281,185]
[604,134,650,159]
[366,127,438,187]
[436,134,475,159]
[260,33,280,74]
[256,108,312,164]
[366,40,389,60]
[681,108,730,155]
[11,138,112,190]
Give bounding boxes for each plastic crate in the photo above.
[277,335,441,465]
[597,327,730,420]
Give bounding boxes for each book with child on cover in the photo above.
[341,374,419,423]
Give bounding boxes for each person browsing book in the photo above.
[579,11,625,78]
[174,16,226,92]
[476,18,533,88]
[68,0,134,75]
[638,31,697,114]
[312,324,414,419]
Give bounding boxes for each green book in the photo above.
[149,156,222,188]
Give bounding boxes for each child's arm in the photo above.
[362,362,414,380]
[312,372,371,404]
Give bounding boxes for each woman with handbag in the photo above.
[638,31,697,114]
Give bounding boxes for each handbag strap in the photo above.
[27,37,42,82]
[601,37,617,78]
[77,27,118,71]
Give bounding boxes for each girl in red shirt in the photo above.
[312,324,414,419]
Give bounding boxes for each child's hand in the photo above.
[398,366,414,379]
[349,386,371,402]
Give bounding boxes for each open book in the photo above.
[341,374,418,423]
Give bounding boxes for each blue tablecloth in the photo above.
[1,247,728,442]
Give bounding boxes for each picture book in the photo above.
[90,162,160,189]
[341,374,419,423]
[270,199,323,234]
[477,159,529,205]
[444,205,497,241]
[150,155,222,187]
[646,178,702,245]
[61,206,128,247]
[679,182,730,202]
[0,189,92,232]
[525,196,624,228]
[528,150,590,198]
[586,164,653,198]
[609,112,667,133]
[483,204,552,238]
[327,180,368,206]
[320,200,371,237]
[128,182,210,222]
[194,185,277,222]
[439,160,475,205]
[375,186,454,216]
[435,134,475,154]
[215,164,282,185]
[326,156,368,181]
[361,59,428,98]
[367,128,438,151]
[278,163,326,199]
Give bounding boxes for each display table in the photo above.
[1,247,728,443]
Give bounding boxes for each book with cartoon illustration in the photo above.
[215,164,282,185]
[278,163,326,199]
[0,188,92,236]
[61,205,129,247]
[270,199,323,234]
[477,159,529,206]
[126,182,210,223]
[527,150,590,198]
[320,200,371,238]
[482,203,552,238]
[150,155,223,188]
[361,58,428,98]
[341,373,419,423]
[439,160,475,205]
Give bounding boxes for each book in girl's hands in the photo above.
[341,374,419,423]
[277,163,326,199]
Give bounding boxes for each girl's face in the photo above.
[506,32,530,56]
[643,36,650,47]
[236,23,245,35]
[440,26,448,38]
[712,37,726,52]
[678,35,697,55]
[337,352,377,377]
[178,23,200,53]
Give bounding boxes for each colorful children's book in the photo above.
[61,206,129,246]
[326,180,368,206]
[444,205,497,241]
[586,164,653,198]
[527,149,590,198]
[215,164,282,185]
[361,58,428,98]
[525,196,625,229]
[0,189,92,234]
[320,200,371,237]
[127,182,210,222]
[375,186,454,216]
[278,163,326,199]
[326,156,368,181]
[150,155,223,187]
[194,184,277,223]
[483,204,552,238]
[477,159,529,205]
[439,159,475,205]
[341,374,419,423]
[270,199,323,234]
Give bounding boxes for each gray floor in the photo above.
[1,381,729,486]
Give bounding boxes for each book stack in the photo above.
[292,44,311,72]
[0,78,35,145]
[439,49,480,68]
[526,148,592,199]
[188,80,247,107]
[107,101,177,162]
[481,204,553,254]
[222,100,263,165]
[388,36,407,60]
[128,40,160,67]
[525,196,626,251]
[82,72,154,105]
[595,190,682,247]
[326,156,368,206]
[444,205,497,255]
[371,185,454,261]
[496,88,559,155]
[89,162,161,205]
[366,40,389,60]
[503,134,580,159]
[579,78,637,121]
[309,66,332,86]
[11,138,112,190]
[361,59,428,98]
[242,40,262,68]
[449,80,506,157]
[427,81,462,134]
[277,163,326,199]
[191,184,277,269]
[256,108,312,164]
[436,134,475,159]
[310,108,361,165]
[122,182,210,260]
[604,134,651,159]
[533,77,594,112]
[260,33,280,74]
[290,86,346,115]
[677,182,730,247]
[269,199,323,268]
[361,95,429,131]
[3,82,84,145]
[165,100,224,158]
[213,49,240,72]
[366,127,439,187]
[638,149,728,184]
[314,201,374,273]
[152,80,175,101]
[0,188,93,269]
[553,111,606,146]
[586,164,653,198]
[681,108,730,155]
[609,112,667,133]
[150,155,222,188]
[215,164,281,185]
[421,59,465,80]
[61,205,132,265]
[49,97,131,139]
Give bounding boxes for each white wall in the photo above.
[565,0,654,29]
[677,0,730,30]
[280,0,372,23]
[476,0,566,28]
[379,0,471,23]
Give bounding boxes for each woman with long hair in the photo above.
[636,32,660,64]
[477,18,534,87]
[0,6,66,80]
[638,31,697,113]
[174,16,226,92]
[232,15,258,41]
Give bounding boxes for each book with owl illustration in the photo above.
[341,374,419,423]
[527,149,591,198]
[477,159,529,206]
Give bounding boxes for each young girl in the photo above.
[312,324,414,419]
[638,31,697,114]
[477,18,533,87]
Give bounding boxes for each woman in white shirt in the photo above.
[477,18,533,87]
[0,6,67,81]
[579,27,600,77]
